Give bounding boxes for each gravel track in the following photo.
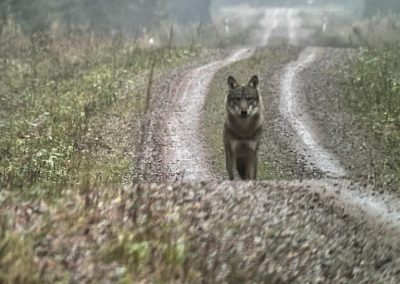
[281,47,400,233]
[133,8,400,282]
[280,47,346,178]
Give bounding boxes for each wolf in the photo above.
[223,75,263,180]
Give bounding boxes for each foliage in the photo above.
[0,30,200,192]
[339,44,400,187]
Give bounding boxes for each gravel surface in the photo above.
[280,47,346,178]
[276,47,400,233]
[134,50,229,183]
[297,47,375,180]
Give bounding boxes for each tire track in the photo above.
[280,47,346,178]
[280,47,400,232]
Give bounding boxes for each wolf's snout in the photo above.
[241,110,248,118]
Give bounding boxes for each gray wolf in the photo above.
[223,75,263,180]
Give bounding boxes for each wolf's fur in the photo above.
[223,75,263,180]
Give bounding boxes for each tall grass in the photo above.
[0,29,200,193]
[339,43,400,187]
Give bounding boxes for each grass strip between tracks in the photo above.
[204,46,301,180]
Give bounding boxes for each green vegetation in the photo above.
[0,30,202,193]
[339,44,400,188]
[204,47,300,180]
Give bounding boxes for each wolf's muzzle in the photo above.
[241,110,248,118]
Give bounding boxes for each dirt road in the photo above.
[135,49,254,182]
[280,47,346,178]
[133,8,400,282]
[164,49,254,181]
[281,47,400,232]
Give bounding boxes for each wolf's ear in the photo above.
[227,76,239,89]
[248,75,259,89]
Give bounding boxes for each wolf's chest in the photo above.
[231,139,257,153]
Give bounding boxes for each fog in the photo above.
[1,0,399,46]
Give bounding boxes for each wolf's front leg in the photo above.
[225,147,235,180]
[246,152,257,180]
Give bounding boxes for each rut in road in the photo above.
[280,47,346,178]
[280,47,400,232]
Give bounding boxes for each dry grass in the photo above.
[0,30,201,193]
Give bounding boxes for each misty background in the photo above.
[1,0,399,40]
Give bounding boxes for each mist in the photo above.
[1,0,400,47]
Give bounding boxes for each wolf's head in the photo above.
[226,75,260,119]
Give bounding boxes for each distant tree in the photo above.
[0,0,173,35]
[8,0,52,33]
[125,0,167,33]
[0,1,10,27]
[167,0,211,24]
[364,0,400,17]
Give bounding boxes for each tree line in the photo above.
[0,0,211,35]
